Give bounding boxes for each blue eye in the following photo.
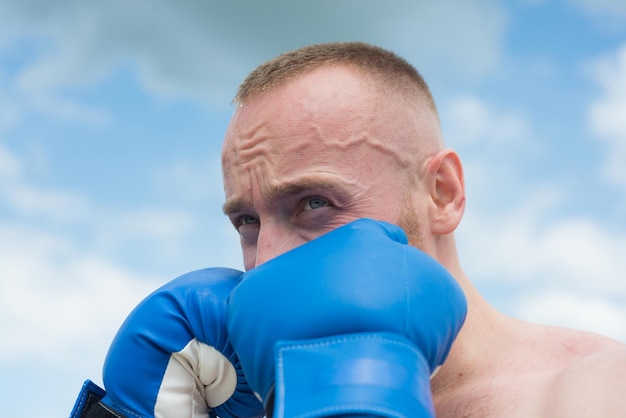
[239,215,259,225]
[304,197,328,210]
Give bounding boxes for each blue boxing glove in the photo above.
[227,219,467,417]
[70,268,264,418]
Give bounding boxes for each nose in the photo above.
[253,222,305,268]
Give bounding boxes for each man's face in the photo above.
[221,66,426,270]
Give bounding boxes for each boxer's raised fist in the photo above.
[227,219,467,417]
[71,268,263,418]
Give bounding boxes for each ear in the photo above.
[425,149,466,235]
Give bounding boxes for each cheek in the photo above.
[303,213,364,239]
[238,230,259,271]
[242,245,256,271]
[346,191,405,226]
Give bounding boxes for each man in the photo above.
[71,42,626,417]
[220,42,626,416]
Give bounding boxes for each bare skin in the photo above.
[221,64,626,417]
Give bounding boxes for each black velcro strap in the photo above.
[82,400,125,418]
[70,380,125,418]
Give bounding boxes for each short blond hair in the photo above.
[233,41,437,113]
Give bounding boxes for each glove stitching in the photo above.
[75,387,92,414]
[98,401,131,418]
[280,333,419,354]
[276,333,420,418]
[107,402,143,418]
[292,403,407,418]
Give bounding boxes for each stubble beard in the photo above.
[397,191,425,251]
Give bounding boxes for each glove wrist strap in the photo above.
[70,380,124,418]
[272,332,435,418]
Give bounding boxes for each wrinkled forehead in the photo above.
[221,111,414,194]
[221,67,419,174]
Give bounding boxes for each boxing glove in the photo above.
[227,219,467,417]
[70,268,264,418]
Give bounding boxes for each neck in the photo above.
[424,235,515,395]
[430,262,526,400]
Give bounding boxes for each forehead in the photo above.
[222,66,414,174]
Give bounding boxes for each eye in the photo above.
[237,214,259,226]
[303,197,329,211]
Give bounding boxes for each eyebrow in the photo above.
[222,176,354,215]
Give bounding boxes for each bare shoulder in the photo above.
[433,320,625,418]
[542,339,626,417]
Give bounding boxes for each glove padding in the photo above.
[227,219,467,417]
[72,268,264,418]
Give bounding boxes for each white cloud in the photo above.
[1,151,203,264]
[460,190,626,295]
[443,95,535,149]
[29,95,112,125]
[588,43,626,187]
[152,155,225,202]
[567,0,626,22]
[0,147,162,364]
[0,86,22,133]
[121,208,195,239]
[5,181,91,223]
[0,0,509,109]
[0,134,208,365]
[0,217,162,418]
[440,94,546,210]
[0,126,245,418]
[449,94,626,341]
[0,141,21,180]
[457,184,626,343]
[517,290,626,342]
[386,1,507,81]
[0,143,244,416]
[0,222,157,361]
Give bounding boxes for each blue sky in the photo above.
[1,1,626,416]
